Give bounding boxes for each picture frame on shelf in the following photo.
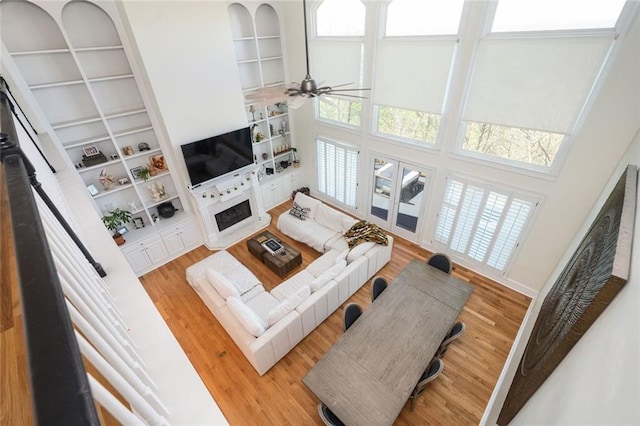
[130,166,143,180]
[87,184,99,196]
[83,146,100,157]
[117,226,128,235]
[133,217,145,229]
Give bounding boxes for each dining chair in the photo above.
[436,321,466,358]
[318,403,345,426]
[409,357,445,411]
[427,252,453,274]
[342,302,363,332]
[371,276,388,302]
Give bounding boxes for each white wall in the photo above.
[118,1,248,189]
[484,128,640,425]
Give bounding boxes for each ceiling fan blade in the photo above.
[317,82,355,91]
[318,96,339,109]
[327,88,371,92]
[325,92,368,99]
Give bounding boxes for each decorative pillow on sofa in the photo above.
[315,204,347,233]
[293,192,321,220]
[227,297,267,337]
[207,268,240,300]
[289,202,310,220]
[310,259,347,292]
[347,242,376,263]
[267,285,311,326]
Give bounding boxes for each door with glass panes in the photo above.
[368,156,430,241]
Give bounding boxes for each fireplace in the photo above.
[215,200,252,232]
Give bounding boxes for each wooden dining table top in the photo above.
[303,259,474,426]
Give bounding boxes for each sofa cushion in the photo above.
[267,285,310,326]
[326,235,349,252]
[241,285,266,303]
[278,213,339,253]
[347,241,376,263]
[315,204,347,233]
[306,249,342,278]
[246,291,281,324]
[310,260,347,292]
[206,268,240,300]
[341,216,358,233]
[227,297,267,337]
[293,192,321,220]
[289,202,310,220]
[270,270,316,301]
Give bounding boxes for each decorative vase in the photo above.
[113,234,125,246]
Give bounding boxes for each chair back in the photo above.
[427,252,453,274]
[436,321,466,358]
[409,357,445,411]
[371,276,388,302]
[318,403,345,426]
[342,303,363,332]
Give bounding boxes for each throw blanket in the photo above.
[344,220,389,249]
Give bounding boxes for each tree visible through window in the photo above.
[317,97,361,127]
[463,122,564,168]
[377,106,440,145]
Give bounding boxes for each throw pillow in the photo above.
[289,202,310,220]
[310,260,347,292]
[207,268,240,300]
[347,242,376,263]
[227,297,267,337]
[267,285,311,326]
[336,249,349,264]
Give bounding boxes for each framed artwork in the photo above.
[86,184,99,196]
[150,155,167,171]
[497,165,638,425]
[130,166,143,180]
[133,217,145,229]
[83,146,99,157]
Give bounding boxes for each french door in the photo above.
[368,156,431,241]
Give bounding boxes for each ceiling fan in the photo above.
[246,0,369,109]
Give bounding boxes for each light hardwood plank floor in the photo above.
[140,201,531,425]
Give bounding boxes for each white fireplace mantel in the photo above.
[189,168,270,249]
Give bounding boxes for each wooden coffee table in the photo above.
[247,231,302,278]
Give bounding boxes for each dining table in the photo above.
[303,259,474,426]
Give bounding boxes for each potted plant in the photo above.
[292,147,300,168]
[101,208,132,246]
[139,166,151,181]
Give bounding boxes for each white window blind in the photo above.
[373,40,456,114]
[316,138,358,207]
[435,177,537,272]
[463,36,613,134]
[310,40,364,90]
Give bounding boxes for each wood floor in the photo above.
[139,201,531,425]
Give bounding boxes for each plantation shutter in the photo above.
[434,176,536,272]
[316,138,358,207]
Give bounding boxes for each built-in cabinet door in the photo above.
[142,238,169,264]
[124,246,154,273]
[161,220,202,256]
[368,156,431,242]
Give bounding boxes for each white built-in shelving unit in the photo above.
[2,0,200,273]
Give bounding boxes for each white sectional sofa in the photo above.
[186,194,393,375]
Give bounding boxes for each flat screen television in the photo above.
[181,126,253,187]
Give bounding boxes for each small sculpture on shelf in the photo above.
[148,181,167,202]
[99,168,116,190]
[128,200,139,213]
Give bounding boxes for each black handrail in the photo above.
[1,81,99,424]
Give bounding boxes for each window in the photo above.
[317,0,365,36]
[313,0,365,127]
[317,96,361,127]
[386,0,464,36]
[463,122,564,168]
[376,106,440,145]
[491,0,626,33]
[316,138,358,207]
[434,177,537,272]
